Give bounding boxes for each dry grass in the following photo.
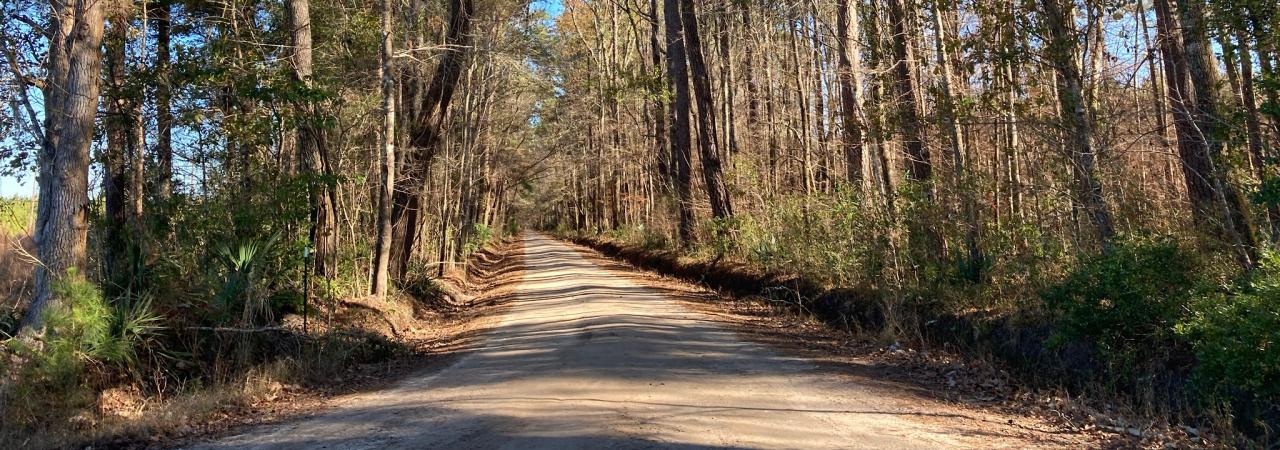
[0,232,35,322]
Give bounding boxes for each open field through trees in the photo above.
[2,0,1279,447]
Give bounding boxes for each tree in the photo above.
[25,0,108,329]
[836,0,865,185]
[930,0,981,275]
[678,0,732,220]
[286,0,338,277]
[884,0,930,185]
[153,1,174,205]
[1040,0,1115,249]
[103,7,134,288]
[663,0,696,244]
[1155,0,1256,268]
[393,0,475,279]
[372,0,396,298]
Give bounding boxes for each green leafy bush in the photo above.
[463,222,495,256]
[214,235,278,325]
[36,272,162,375]
[1043,236,1201,358]
[706,217,742,260]
[3,271,162,426]
[1178,254,1280,402]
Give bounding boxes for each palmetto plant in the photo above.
[215,234,279,327]
[98,293,165,372]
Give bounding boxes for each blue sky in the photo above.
[533,0,563,17]
[0,138,34,198]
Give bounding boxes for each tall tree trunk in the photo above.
[1173,0,1257,268]
[931,1,981,274]
[372,0,397,298]
[104,11,130,288]
[154,1,173,204]
[1041,0,1116,249]
[393,0,474,278]
[679,0,733,220]
[287,0,337,277]
[764,22,780,196]
[885,0,930,184]
[740,5,760,129]
[664,0,696,244]
[865,0,896,208]
[789,19,814,195]
[1001,3,1024,221]
[1235,29,1280,239]
[1154,0,1211,211]
[836,0,865,185]
[715,10,737,162]
[808,13,827,187]
[1136,0,1170,147]
[649,0,670,183]
[25,0,107,329]
[1234,29,1268,179]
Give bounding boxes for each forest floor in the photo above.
[184,233,1102,449]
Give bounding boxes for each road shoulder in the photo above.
[555,237,1108,449]
[157,239,527,449]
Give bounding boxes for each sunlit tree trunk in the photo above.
[664,0,696,244]
[25,0,107,329]
[679,0,733,220]
[372,0,397,298]
[836,0,865,185]
[394,0,474,278]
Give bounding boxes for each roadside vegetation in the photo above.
[531,0,1280,445]
[1,0,531,446]
[567,196,1280,444]
[2,0,1278,446]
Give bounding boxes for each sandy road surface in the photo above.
[191,233,1073,449]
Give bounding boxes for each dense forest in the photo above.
[1,0,1278,446]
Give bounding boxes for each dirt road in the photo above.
[192,234,1076,449]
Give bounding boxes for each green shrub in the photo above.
[2,272,162,426]
[214,235,278,325]
[602,224,669,251]
[463,222,495,256]
[35,273,163,375]
[1043,236,1201,358]
[1178,253,1280,403]
[706,217,742,260]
